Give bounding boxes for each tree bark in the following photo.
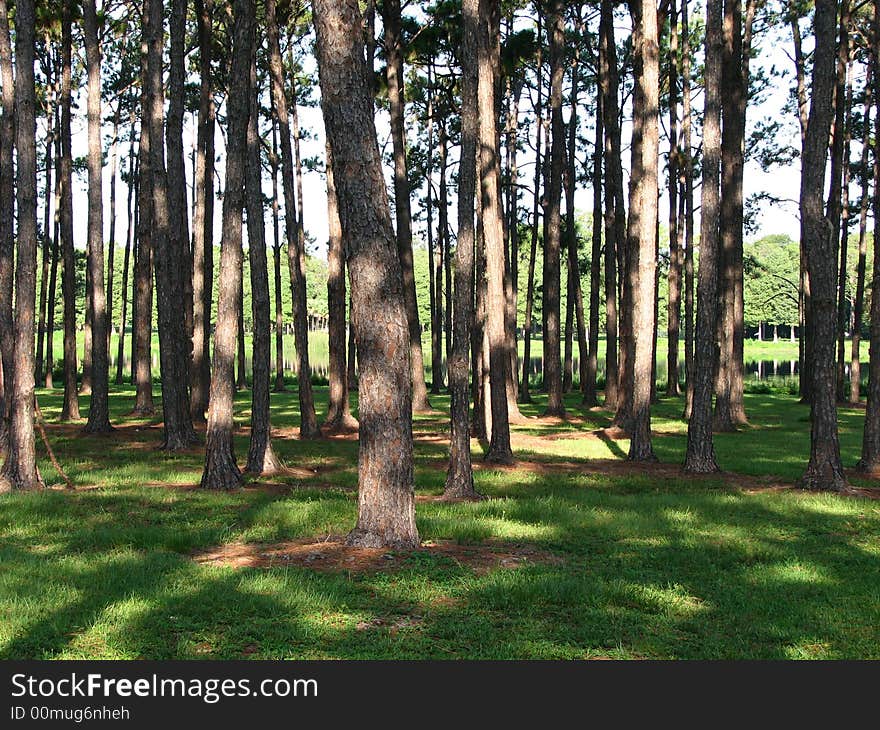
[666,0,681,398]
[115,140,134,385]
[270,101,286,393]
[682,0,695,419]
[685,0,722,473]
[0,0,14,448]
[314,0,421,546]
[82,0,112,434]
[584,74,602,407]
[200,0,253,490]
[46,114,62,390]
[36,87,55,388]
[382,0,432,413]
[798,0,846,491]
[0,0,43,492]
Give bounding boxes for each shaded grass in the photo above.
[1,383,879,659]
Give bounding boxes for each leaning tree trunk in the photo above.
[445,0,480,499]
[382,0,432,414]
[314,0,420,547]
[59,4,81,422]
[480,0,513,463]
[0,0,42,492]
[190,0,214,421]
[798,0,845,492]
[82,0,112,434]
[266,0,319,437]
[0,0,14,448]
[685,0,723,473]
[244,58,283,477]
[628,0,659,462]
[200,0,253,490]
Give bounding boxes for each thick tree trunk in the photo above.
[314,0,421,546]
[190,0,214,421]
[323,140,357,433]
[147,0,197,450]
[850,62,872,405]
[266,0,319,437]
[685,0,722,473]
[799,0,846,491]
[599,0,622,412]
[200,0,253,490]
[382,0,432,413]
[445,0,480,499]
[480,0,513,463]
[542,0,566,417]
[0,0,43,491]
[244,58,283,477]
[59,4,81,422]
[82,0,112,434]
[627,0,659,461]
[0,0,14,448]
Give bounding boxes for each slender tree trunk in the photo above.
[0,0,14,447]
[850,62,872,404]
[441,123,452,369]
[799,0,845,491]
[115,142,134,385]
[83,0,112,434]
[584,77,602,406]
[427,76,443,395]
[36,96,55,387]
[627,0,659,461]
[323,140,357,432]
[315,0,421,545]
[685,0,722,473]
[270,104,286,393]
[599,0,621,412]
[200,0,253,490]
[504,77,524,416]
[244,58,282,476]
[236,283,247,389]
[190,0,214,421]
[46,115,62,390]
[59,3,81,422]
[382,0,432,413]
[0,0,42,491]
[666,0,681,398]
[106,107,119,360]
[682,0,695,419]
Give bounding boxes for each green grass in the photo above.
[1,384,879,659]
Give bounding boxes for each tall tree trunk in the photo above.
[859,6,880,470]
[666,0,681,398]
[685,0,722,473]
[46,115,62,390]
[115,142,134,385]
[599,0,622,412]
[799,0,845,491]
[445,0,480,499]
[59,2,81,421]
[147,0,197,449]
[323,140,357,432]
[105,105,119,360]
[200,0,253,490]
[441,122,452,369]
[850,62,872,404]
[190,0,214,421]
[480,0,513,462]
[542,0,566,417]
[244,57,283,476]
[627,0,658,461]
[36,92,55,387]
[681,0,695,418]
[584,75,602,406]
[236,283,247,389]
[426,75,443,394]
[0,0,42,491]
[83,0,112,434]
[266,0,319,437]
[0,0,14,447]
[504,77,523,416]
[314,0,421,546]
[270,103,286,393]
[382,0,432,413]
[836,62,853,402]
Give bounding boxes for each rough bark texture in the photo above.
[46,122,62,390]
[542,0,566,417]
[59,4,81,422]
[835,63,853,402]
[0,0,13,448]
[666,0,681,398]
[382,0,432,414]
[83,0,112,435]
[480,0,513,463]
[685,0,722,474]
[323,140,357,433]
[115,145,133,386]
[681,0,695,419]
[266,0,319,438]
[190,0,215,421]
[200,0,253,491]
[244,58,283,477]
[445,0,480,499]
[599,0,622,412]
[627,0,658,462]
[0,0,43,492]
[584,81,602,406]
[270,104,286,393]
[798,0,845,491]
[314,0,420,547]
[858,0,880,472]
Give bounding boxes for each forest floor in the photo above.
[1,384,879,659]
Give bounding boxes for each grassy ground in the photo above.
[1,384,879,659]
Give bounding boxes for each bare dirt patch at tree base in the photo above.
[192,536,561,575]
